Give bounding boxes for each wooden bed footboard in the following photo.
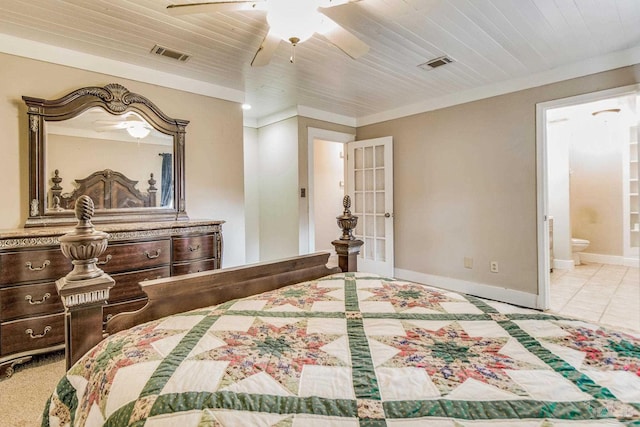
[56,195,363,368]
[105,252,341,335]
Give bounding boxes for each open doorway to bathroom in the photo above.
[311,139,345,253]
[536,85,639,332]
[306,127,355,258]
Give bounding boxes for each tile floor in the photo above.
[548,262,640,333]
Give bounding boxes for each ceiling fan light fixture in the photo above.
[266,0,322,43]
[126,122,151,139]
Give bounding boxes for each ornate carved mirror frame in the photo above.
[23,83,189,227]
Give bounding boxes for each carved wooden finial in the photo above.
[56,195,115,371]
[50,170,65,211]
[58,195,109,281]
[51,169,63,191]
[343,195,351,215]
[148,173,157,191]
[336,195,358,241]
[75,194,94,222]
[332,195,364,272]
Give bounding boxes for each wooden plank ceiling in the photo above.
[0,0,638,122]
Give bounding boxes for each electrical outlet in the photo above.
[464,257,473,269]
[490,261,499,273]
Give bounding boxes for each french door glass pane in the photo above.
[376,239,386,262]
[375,145,384,167]
[365,147,374,168]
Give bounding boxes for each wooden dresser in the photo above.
[0,219,223,377]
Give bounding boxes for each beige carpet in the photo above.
[0,351,65,427]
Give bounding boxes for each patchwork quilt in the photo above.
[43,273,640,426]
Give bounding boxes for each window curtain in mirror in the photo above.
[159,153,173,207]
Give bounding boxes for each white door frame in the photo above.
[535,83,640,309]
[307,127,356,254]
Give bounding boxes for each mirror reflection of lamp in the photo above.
[126,121,151,139]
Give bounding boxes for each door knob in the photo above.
[384,212,391,218]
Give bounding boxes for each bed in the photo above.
[42,199,640,426]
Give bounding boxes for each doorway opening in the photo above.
[536,84,640,311]
[312,139,345,252]
[307,127,355,254]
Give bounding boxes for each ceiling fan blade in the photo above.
[320,23,369,59]
[94,126,122,132]
[251,29,281,67]
[93,120,127,128]
[167,1,265,15]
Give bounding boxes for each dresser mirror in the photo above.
[23,83,189,226]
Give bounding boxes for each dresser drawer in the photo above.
[0,249,71,286]
[0,282,63,321]
[172,235,215,262]
[0,313,65,356]
[109,267,171,303]
[171,258,217,276]
[99,239,171,273]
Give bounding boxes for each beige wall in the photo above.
[547,121,572,263]
[47,135,166,207]
[248,117,355,261]
[357,65,640,296]
[257,117,300,261]
[0,53,246,266]
[570,115,626,256]
[313,140,345,252]
[243,126,260,263]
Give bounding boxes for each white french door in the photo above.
[347,136,394,276]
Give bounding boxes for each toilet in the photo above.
[571,238,590,266]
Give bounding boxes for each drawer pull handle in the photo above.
[25,326,52,339]
[188,244,201,252]
[143,249,161,259]
[97,255,112,265]
[25,293,51,305]
[25,260,50,271]
[142,276,163,281]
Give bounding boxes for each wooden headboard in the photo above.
[51,168,157,210]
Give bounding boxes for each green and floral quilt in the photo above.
[43,273,640,426]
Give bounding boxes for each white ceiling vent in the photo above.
[418,55,454,70]
[151,45,190,62]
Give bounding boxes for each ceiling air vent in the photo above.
[418,55,454,70]
[151,45,190,62]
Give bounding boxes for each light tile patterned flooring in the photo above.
[548,262,640,333]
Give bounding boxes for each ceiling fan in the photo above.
[93,114,153,139]
[166,0,369,66]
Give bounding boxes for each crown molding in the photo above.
[296,105,356,127]
[4,33,638,130]
[356,45,640,127]
[0,34,245,104]
[244,105,356,129]
[254,107,299,128]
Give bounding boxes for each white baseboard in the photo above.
[578,252,633,266]
[623,257,640,267]
[394,268,540,310]
[553,259,575,270]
